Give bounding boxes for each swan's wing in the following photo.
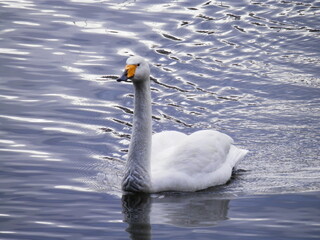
[158,130,233,173]
[150,130,247,192]
[151,131,187,156]
[226,145,248,170]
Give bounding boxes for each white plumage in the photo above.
[117,56,248,193]
[151,130,247,192]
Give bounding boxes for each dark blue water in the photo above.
[1,0,320,239]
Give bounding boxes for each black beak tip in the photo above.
[117,70,129,82]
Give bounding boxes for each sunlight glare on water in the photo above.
[0,0,320,239]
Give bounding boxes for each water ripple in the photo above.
[1,0,320,239]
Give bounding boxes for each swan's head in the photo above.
[117,56,150,83]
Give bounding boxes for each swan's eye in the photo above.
[137,64,140,67]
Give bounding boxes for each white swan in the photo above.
[117,56,248,193]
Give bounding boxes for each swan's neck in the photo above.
[122,80,152,192]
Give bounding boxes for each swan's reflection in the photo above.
[122,193,151,240]
[122,191,230,240]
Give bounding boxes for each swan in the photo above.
[116,56,248,193]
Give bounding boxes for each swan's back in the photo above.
[151,131,187,154]
[150,130,247,192]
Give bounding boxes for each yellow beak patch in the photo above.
[125,64,137,79]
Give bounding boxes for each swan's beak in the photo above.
[116,64,137,82]
[116,70,129,82]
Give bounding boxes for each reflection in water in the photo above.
[122,193,151,240]
[151,193,229,227]
[122,192,230,239]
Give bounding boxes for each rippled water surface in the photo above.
[1,0,320,239]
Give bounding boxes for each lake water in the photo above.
[1,0,320,239]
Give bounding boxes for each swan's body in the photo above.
[117,56,248,193]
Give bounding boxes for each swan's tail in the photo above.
[227,145,248,170]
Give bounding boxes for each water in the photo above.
[1,0,320,239]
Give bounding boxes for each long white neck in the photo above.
[122,79,152,192]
